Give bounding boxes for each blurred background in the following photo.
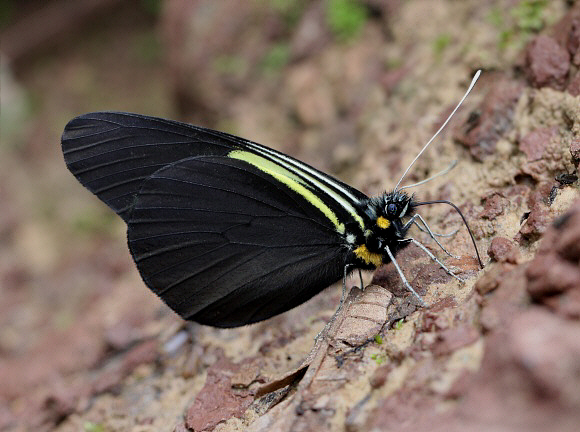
[1,0,578,431]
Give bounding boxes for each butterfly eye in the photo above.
[387,203,397,216]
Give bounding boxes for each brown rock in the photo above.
[526,182,553,209]
[454,308,580,431]
[410,260,454,287]
[173,421,190,432]
[519,127,564,182]
[104,320,139,352]
[566,71,580,96]
[444,369,474,399]
[369,364,392,389]
[519,203,550,242]
[478,193,507,220]
[479,265,530,329]
[41,387,77,426]
[121,339,158,372]
[509,308,580,407]
[568,18,580,65]
[526,199,580,317]
[552,3,580,66]
[526,253,580,298]
[519,128,555,161]
[525,35,570,90]
[431,325,479,356]
[454,76,523,161]
[487,237,519,264]
[0,403,16,431]
[474,267,501,295]
[371,246,425,297]
[555,219,580,262]
[543,289,580,319]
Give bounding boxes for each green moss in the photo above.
[213,55,249,78]
[53,310,75,331]
[270,0,306,28]
[135,32,161,63]
[261,43,291,74]
[83,422,105,432]
[385,57,403,69]
[487,0,548,52]
[72,208,117,236]
[326,0,368,42]
[141,0,162,16]
[370,353,386,364]
[0,0,15,28]
[511,0,548,33]
[433,33,452,59]
[498,29,514,51]
[486,7,504,28]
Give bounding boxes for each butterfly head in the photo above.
[350,191,416,269]
[368,190,415,239]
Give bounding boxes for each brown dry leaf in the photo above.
[250,284,394,431]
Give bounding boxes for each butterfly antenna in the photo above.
[394,70,482,192]
[399,159,457,191]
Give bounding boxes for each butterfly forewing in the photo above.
[61,112,367,221]
[128,156,347,327]
[62,113,235,220]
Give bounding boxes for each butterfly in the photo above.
[61,72,483,328]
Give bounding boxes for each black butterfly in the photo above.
[61,75,483,328]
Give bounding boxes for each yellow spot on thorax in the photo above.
[376,216,390,229]
[354,244,383,267]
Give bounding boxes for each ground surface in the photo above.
[1,1,580,431]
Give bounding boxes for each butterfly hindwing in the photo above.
[128,155,348,327]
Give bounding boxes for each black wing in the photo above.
[61,112,368,221]
[128,155,347,327]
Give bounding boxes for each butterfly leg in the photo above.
[402,238,463,282]
[415,223,459,238]
[384,245,428,307]
[338,263,357,311]
[315,264,355,343]
[404,214,460,259]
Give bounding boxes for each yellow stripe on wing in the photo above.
[229,150,347,234]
